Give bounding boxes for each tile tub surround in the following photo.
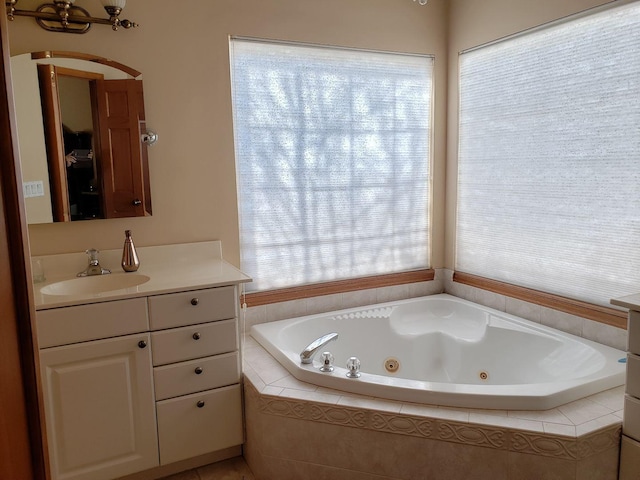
[241,270,446,333]
[242,337,624,480]
[241,269,627,352]
[443,270,627,351]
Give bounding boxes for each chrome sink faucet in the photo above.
[77,249,111,277]
[300,332,338,364]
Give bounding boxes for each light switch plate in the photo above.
[23,180,45,198]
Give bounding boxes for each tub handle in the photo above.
[346,356,361,378]
[319,351,334,372]
[300,332,338,364]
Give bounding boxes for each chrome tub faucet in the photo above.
[77,248,111,277]
[300,332,338,364]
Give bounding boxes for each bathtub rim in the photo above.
[250,293,626,410]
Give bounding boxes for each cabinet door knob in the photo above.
[132,199,142,206]
[195,367,203,375]
[192,332,201,340]
[138,340,147,349]
[197,400,205,408]
[190,298,199,306]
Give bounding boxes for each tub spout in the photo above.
[300,332,338,364]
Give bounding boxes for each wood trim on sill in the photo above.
[243,269,435,307]
[453,272,627,330]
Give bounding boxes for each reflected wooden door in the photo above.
[37,63,69,222]
[94,79,150,218]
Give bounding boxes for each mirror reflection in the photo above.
[11,51,153,224]
[61,77,99,220]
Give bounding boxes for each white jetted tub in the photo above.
[251,294,626,410]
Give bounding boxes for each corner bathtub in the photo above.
[250,294,626,410]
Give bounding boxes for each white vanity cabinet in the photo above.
[37,298,158,480]
[36,284,245,480]
[611,296,640,480]
[33,241,251,480]
[148,286,243,465]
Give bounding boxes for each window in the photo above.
[456,2,640,308]
[230,39,433,292]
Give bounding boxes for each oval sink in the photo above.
[40,274,150,296]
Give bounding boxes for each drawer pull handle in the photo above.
[192,332,201,340]
[197,400,205,408]
[195,367,203,375]
[138,340,147,349]
[190,298,199,306]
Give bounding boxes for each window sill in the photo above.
[243,269,435,308]
[453,271,627,330]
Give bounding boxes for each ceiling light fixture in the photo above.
[6,0,138,34]
[414,0,428,4]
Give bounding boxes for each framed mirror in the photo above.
[11,51,153,224]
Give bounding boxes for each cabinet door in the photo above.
[40,333,158,480]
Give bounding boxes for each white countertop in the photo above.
[611,293,640,311]
[32,241,251,310]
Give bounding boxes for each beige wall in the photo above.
[11,53,52,224]
[445,0,615,268]
[9,0,448,269]
[9,0,620,272]
[57,76,93,132]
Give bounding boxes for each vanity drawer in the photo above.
[154,351,240,401]
[37,298,149,348]
[156,384,243,465]
[620,435,640,480]
[627,354,640,399]
[624,394,640,442]
[148,286,236,330]
[629,311,640,355]
[151,318,238,366]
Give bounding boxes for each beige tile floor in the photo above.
[160,457,255,480]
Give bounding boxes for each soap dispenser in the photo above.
[121,230,140,272]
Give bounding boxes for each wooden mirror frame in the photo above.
[31,50,142,78]
[37,64,104,221]
[15,50,152,223]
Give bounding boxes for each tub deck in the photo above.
[243,335,623,479]
[243,336,623,438]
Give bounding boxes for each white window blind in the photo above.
[457,2,640,307]
[230,39,432,292]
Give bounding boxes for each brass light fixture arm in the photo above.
[6,0,138,33]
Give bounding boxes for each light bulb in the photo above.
[101,0,126,9]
